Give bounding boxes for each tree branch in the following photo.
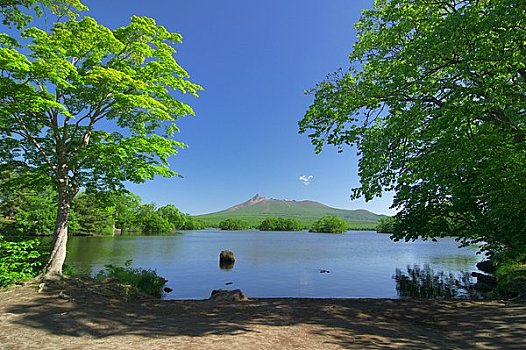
[489,107,525,143]
[13,113,57,173]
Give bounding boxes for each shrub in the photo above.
[376,217,395,233]
[218,218,249,230]
[310,216,348,234]
[0,235,49,287]
[179,216,205,230]
[494,262,526,299]
[96,260,166,298]
[259,217,303,231]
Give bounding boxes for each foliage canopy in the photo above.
[258,217,303,231]
[0,4,201,274]
[0,235,49,287]
[376,217,394,234]
[310,216,348,234]
[0,0,87,28]
[300,0,526,260]
[219,218,250,231]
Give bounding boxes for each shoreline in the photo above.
[1,278,525,349]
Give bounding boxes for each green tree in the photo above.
[0,170,56,236]
[180,216,205,230]
[0,0,86,28]
[259,217,302,231]
[310,216,348,234]
[70,192,115,236]
[9,188,57,236]
[136,203,172,235]
[376,217,394,234]
[112,192,142,235]
[0,234,49,287]
[156,204,204,230]
[299,0,526,260]
[259,217,278,231]
[157,204,186,229]
[0,11,201,275]
[219,218,250,231]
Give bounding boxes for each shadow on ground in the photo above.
[1,278,525,349]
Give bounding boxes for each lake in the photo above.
[66,230,482,300]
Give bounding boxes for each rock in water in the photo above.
[219,250,236,269]
[220,250,235,263]
[476,260,496,274]
[472,271,497,292]
[220,260,235,270]
[472,272,497,285]
[210,289,248,301]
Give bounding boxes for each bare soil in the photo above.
[0,278,525,349]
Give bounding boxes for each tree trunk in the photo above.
[45,184,72,277]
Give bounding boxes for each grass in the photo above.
[495,262,526,299]
[96,260,166,298]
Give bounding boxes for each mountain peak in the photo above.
[196,194,387,228]
[236,194,268,208]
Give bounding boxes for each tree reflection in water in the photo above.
[394,264,481,299]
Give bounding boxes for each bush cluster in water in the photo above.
[258,217,303,231]
[309,216,348,234]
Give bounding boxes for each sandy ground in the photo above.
[0,278,525,349]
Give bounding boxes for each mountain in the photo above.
[194,194,388,229]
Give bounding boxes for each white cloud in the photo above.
[299,175,314,186]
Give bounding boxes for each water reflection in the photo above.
[394,264,480,299]
[428,254,480,269]
[67,231,482,299]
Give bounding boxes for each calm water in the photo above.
[66,230,481,300]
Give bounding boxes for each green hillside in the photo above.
[194,194,388,230]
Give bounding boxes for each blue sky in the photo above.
[80,0,395,215]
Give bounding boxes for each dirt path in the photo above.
[0,278,525,349]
